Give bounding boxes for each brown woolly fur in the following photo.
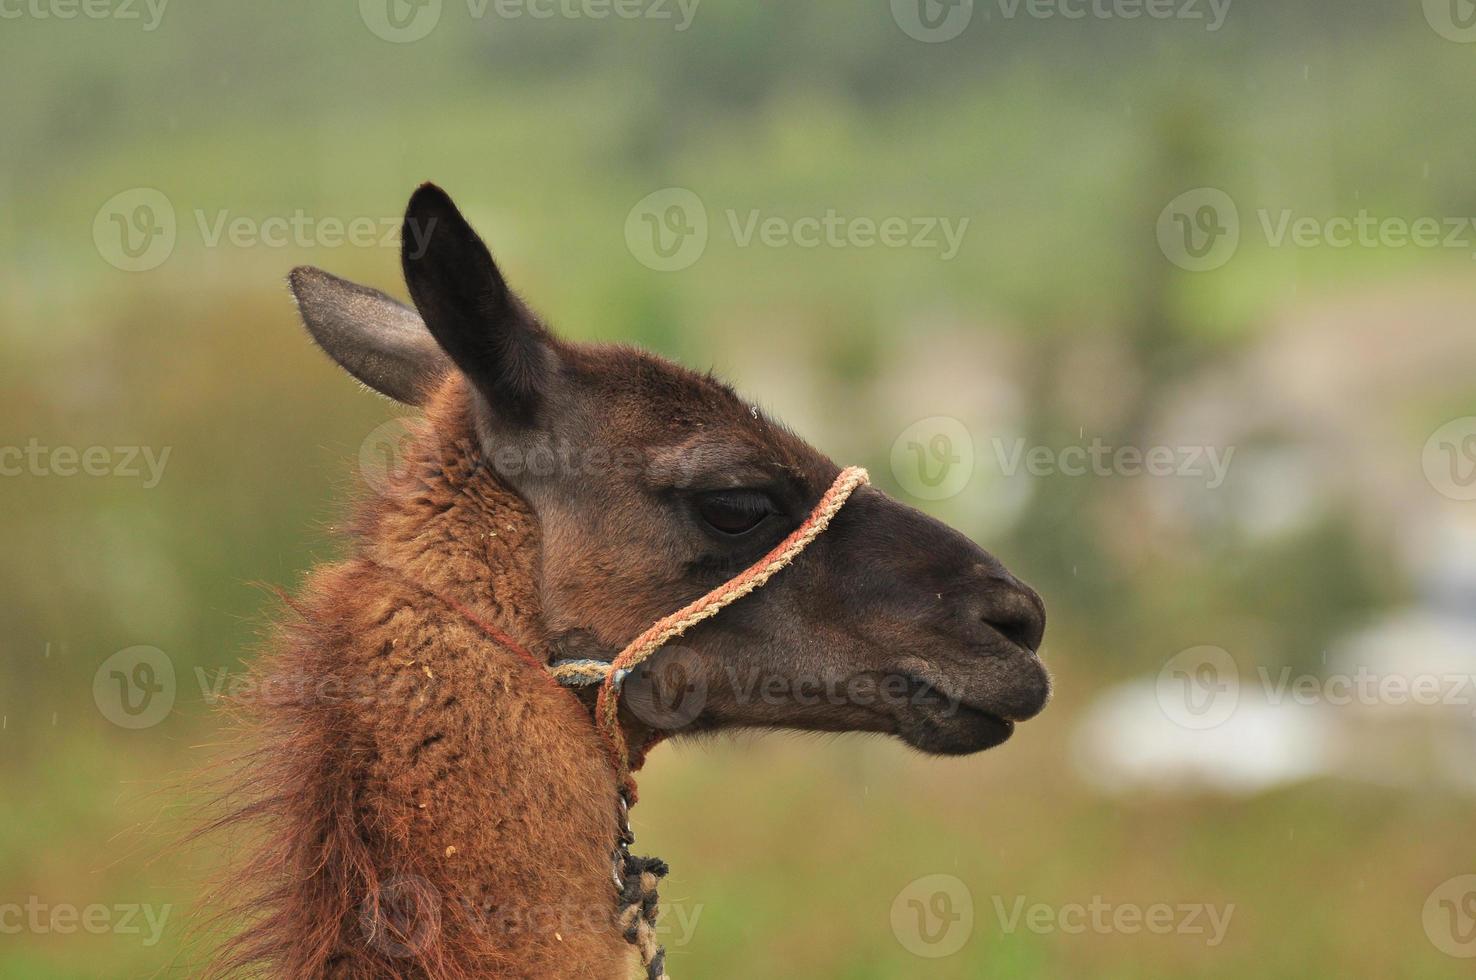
[204,380,629,979]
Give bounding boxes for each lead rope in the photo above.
[393,466,870,980]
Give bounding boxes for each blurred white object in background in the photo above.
[1329,510,1476,793]
[1075,513,1476,797]
[1073,680,1339,796]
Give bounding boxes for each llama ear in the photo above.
[400,183,552,425]
[288,265,451,406]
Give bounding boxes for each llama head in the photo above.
[289,183,1048,756]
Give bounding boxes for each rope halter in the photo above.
[548,465,871,796]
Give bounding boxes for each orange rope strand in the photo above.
[594,465,870,795]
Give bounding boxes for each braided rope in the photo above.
[592,465,870,796]
[618,854,670,980]
[548,659,619,686]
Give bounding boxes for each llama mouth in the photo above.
[893,675,1018,755]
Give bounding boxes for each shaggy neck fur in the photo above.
[210,381,636,978]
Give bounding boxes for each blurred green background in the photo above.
[4,1,1476,976]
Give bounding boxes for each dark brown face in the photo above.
[511,342,1049,755]
[290,183,1049,756]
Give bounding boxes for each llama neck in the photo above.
[233,388,633,977]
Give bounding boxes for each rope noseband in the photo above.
[403,465,870,979]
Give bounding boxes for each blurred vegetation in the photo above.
[2,1,1474,976]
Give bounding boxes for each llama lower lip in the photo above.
[899,704,1014,754]
[895,678,1017,754]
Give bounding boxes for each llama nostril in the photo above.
[978,580,1046,653]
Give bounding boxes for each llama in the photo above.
[207,184,1049,978]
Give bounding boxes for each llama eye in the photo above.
[695,490,774,536]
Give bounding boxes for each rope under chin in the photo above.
[403,465,870,980]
